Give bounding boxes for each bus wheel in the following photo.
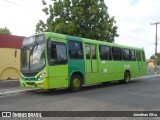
[70,74,82,92]
[120,71,130,84]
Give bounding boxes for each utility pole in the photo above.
[150,22,160,73]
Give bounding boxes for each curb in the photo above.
[0,79,19,82]
[0,89,37,96]
[139,74,160,79]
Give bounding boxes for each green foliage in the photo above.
[150,53,160,66]
[0,27,12,35]
[36,0,119,42]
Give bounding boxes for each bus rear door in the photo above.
[85,44,99,84]
[136,51,143,70]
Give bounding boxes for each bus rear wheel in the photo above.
[70,74,82,92]
[120,71,130,84]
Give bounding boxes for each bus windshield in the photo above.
[21,34,46,73]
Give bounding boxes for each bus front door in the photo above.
[48,40,68,89]
[85,44,99,84]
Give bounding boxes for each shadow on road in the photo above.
[27,79,143,96]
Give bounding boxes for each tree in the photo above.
[36,0,118,42]
[150,53,160,66]
[0,27,12,35]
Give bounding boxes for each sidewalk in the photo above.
[0,80,32,96]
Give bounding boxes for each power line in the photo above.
[3,0,20,6]
[20,0,41,8]
[3,0,42,13]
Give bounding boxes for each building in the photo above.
[146,59,155,68]
[0,34,25,80]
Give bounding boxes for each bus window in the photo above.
[131,50,136,61]
[85,45,90,59]
[68,41,83,59]
[136,51,141,61]
[112,47,122,61]
[99,45,112,60]
[142,51,146,62]
[91,45,96,59]
[122,49,131,61]
[49,42,67,65]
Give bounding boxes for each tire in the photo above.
[70,74,82,92]
[120,71,130,84]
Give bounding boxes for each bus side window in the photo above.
[112,47,122,61]
[51,44,57,59]
[99,45,112,60]
[91,45,96,59]
[68,41,83,59]
[142,51,146,62]
[136,51,141,61]
[131,50,136,61]
[122,49,131,61]
[85,45,90,59]
[49,42,67,65]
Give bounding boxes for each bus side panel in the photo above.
[48,65,68,89]
[103,61,123,82]
[66,36,85,86]
[68,60,85,82]
[47,34,69,89]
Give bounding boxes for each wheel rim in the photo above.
[126,73,130,82]
[73,78,80,88]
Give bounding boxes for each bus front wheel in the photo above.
[70,74,82,92]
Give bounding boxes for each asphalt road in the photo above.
[0,76,160,120]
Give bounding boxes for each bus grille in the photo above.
[26,82,35,86]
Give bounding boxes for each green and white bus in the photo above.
[20,32,147,91]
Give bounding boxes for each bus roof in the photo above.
[44,32,144,51]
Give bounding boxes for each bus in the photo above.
[20,32,147,92]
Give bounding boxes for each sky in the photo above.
[0,0,160,59]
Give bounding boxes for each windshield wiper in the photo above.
[30,57,36,64]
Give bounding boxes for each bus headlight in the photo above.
[38,72,46,81]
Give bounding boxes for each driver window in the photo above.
[49,42,67,65]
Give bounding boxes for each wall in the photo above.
[0,48,21,80]
[0,34,24,80]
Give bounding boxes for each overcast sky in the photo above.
[0,0,160,59]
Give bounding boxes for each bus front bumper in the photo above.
[20,78,48,89]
